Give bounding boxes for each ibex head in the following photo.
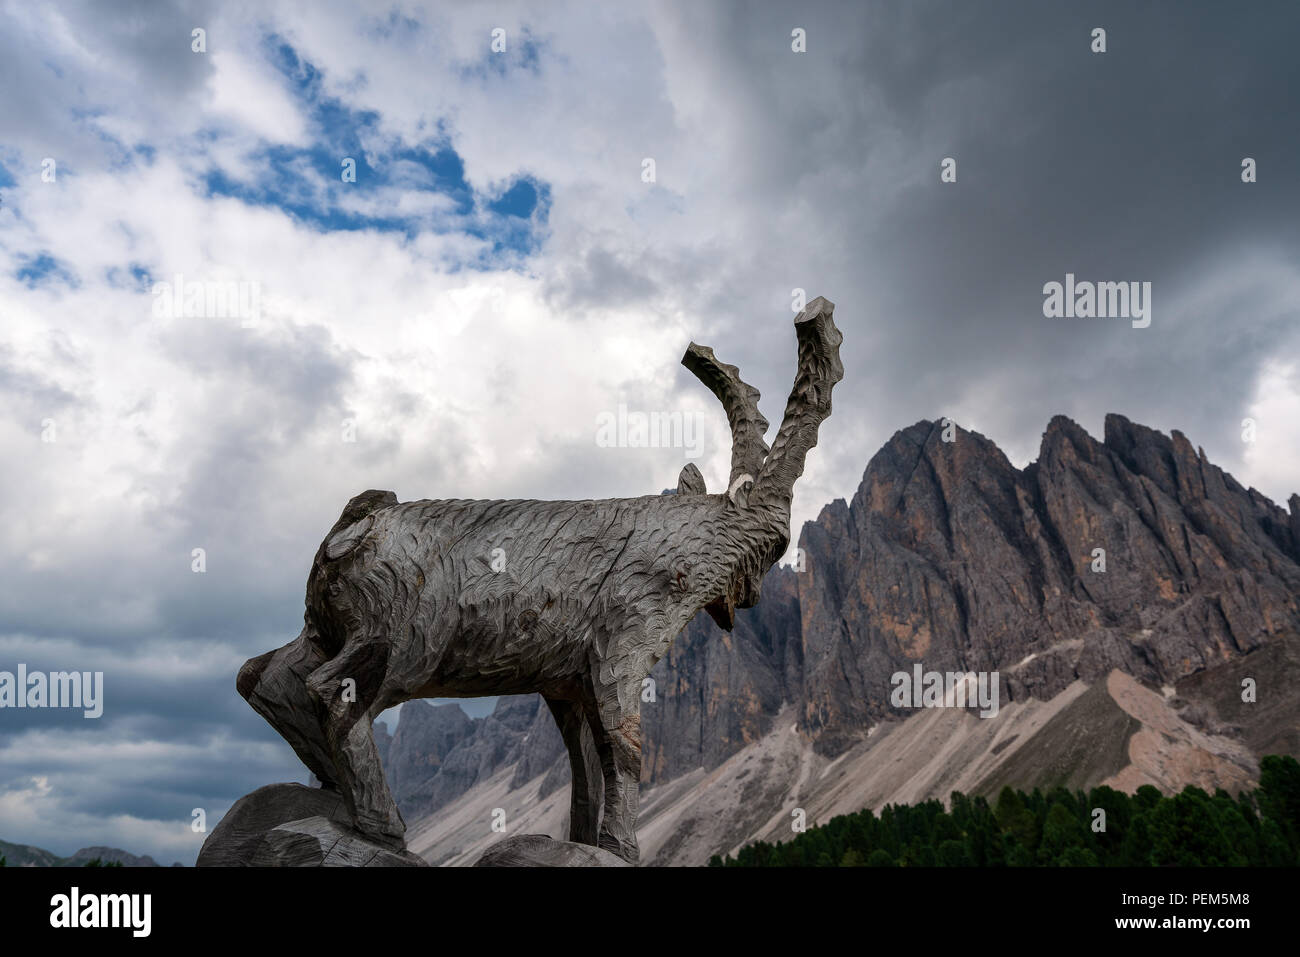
[679,296,844,629]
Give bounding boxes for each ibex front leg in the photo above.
[237,628,339,789]
[588,678,643,863]
[544,694,603,846]
[305,638,406,848]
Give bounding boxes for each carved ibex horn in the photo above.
[753,297,843,514]
[681,342,769,503]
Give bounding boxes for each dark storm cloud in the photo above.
[644,0,1300,500]
[843,0,1300,462]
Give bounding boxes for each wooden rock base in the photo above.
[473,833,631,867]
[197,782,426,867]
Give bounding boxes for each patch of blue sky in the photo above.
[104,263,153,292]
[196,35,550,264]
[488,177,543,219]
[15,252,79,289]
[469,177,551,261]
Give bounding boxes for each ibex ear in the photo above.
[676,463,707,495]
[325,490,397,540]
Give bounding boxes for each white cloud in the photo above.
[205,49,309,144]
[1244,361,1300,503]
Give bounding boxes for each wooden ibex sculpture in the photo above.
[238,297,843,863]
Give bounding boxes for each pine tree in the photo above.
[1086,785,1131,866]
[1258,755,1300,857]
[1058,846,1099,867]
[1120,812,1154,866]
[1038,802,1087,864]
[1149,788,1232,866]
[995,786,1038,850]
[1003,835,1032,867]
[1134,784,1162,812]
[931,813,962,845]
[949,791,974,832]
[1210,793,1256,866]
[902,839,936,867]
[1258,818,1292,866]
[878,806,903,859]
[936,839,974,867]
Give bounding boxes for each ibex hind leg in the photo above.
[237,628,339,789]
[544,694,603,846]
[305,637,406,848]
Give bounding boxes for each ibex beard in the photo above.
[237,297,843,864]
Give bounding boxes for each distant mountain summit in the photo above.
[787,412,1300,751]
[381,415,1300,865]
[0,838,167,867]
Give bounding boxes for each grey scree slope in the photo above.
[234,297,844,864]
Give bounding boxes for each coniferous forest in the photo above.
[711,755,1300,867]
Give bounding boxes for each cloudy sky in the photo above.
[1,0,1297,865]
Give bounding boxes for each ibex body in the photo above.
[238,297,843,863]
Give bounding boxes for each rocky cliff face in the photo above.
[794,414,1300,752]
[384,415,1300,851]
[384,695,566,821]
[384,700,473,816]
[641,563,802,784]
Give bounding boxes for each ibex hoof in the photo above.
[597,833,639,865]
[355,820,407,851]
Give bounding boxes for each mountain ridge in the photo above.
[0,838,169,867]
